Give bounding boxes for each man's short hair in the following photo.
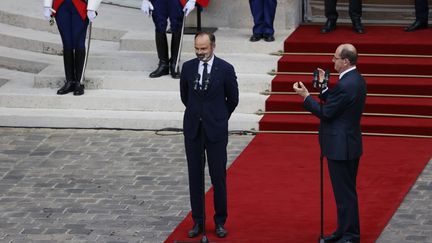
[340,48,358,65]
[195,31,216,45]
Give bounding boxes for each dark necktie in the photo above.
[202,62,209,88]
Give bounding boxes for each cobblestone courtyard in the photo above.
[0,127,430,242]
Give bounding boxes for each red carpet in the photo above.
[165,134,432,242]
[164,25,432,242]
[271,75,432,96]
[283,25,432,55]
[260,25,432,136]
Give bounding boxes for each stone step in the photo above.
[0,68,262,131]
[0,88,265,114]
[0,22,119,55]
[0,67,266,114]
[0,46,57,73]
[120,28,291,54]
[1,41,277,75]
[34,69,271,93]
[309,0,417,24]
[0,9,126,42]
[0,107,260,131]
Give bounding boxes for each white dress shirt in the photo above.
[198,55,214,85]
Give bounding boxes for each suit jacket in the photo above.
[304,69,367,161]
[180,56,239,142]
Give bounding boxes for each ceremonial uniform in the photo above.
[249,0,277,42]
[143,0,209,79]
[43,0,102,95]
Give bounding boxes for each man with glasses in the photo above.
[293,44,367,243]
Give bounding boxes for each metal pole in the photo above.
[175,14,187,73]
[80,22,92,84]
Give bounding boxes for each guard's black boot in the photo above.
[57,49,75,95]
[73,49,86,96]
[170,30,181,79]
[149,32,170,78]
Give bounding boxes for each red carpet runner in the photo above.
[165,134,432,242]
[165,25,432,242]
[260,25,432,136]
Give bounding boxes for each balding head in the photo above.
[337,44,358,66]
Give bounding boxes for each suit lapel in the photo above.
[207,56,221,93]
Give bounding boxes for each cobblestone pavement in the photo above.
[376,159,432,243]
[0,127,252,243]
[0,128,431,243]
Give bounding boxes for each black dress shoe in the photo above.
[149,61,169,78]
[321,19,336,33]
[323,233,342,242]
[215,224,227,238]
[352,21,364,34]
[73,83,84,96]
[249,34,262,42]
[405,20,428,32]
[57,80,75,95]
[187,224,203,238]
[170,64,180,79]
[263,35,275,42]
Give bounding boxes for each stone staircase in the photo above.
[0,0,291,131]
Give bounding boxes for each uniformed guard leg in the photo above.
[170,30,181,79]
[149,32,170,78]
[57,49,76,95]
[249,0,265,36]
[73,49,86,96]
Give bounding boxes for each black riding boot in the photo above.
[170,30,181,79]
[57,49,75,95]
[73,49,85,96]
[149,32,170,78]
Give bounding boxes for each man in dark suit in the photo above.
[180,31,239,239]
[405,0,429,32]
[321,0,364,34]
[249,0,278,42]
[293,44,367,243]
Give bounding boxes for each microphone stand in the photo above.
[317,70,329,243]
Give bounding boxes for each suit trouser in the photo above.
[415,0,429,22]
[327,158,360,242]
[249,0,277,36]
[185,125,228,226]
[324,0,362,22]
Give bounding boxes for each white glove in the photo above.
[183,0,196,17]
[87,10,97,22]
[43,7,52,21]
[141,0,154,16]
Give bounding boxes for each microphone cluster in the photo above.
[312,69,330,90]
[193,73,200,91]
[193,73,211,91]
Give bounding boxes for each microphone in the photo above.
[194,73,201,91]
[312,69,319,89]
[203,74,211,91]
[322,70,330,89]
